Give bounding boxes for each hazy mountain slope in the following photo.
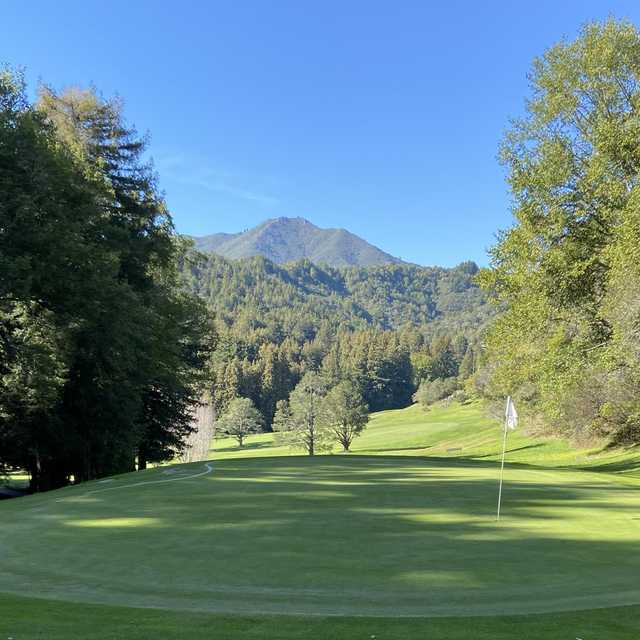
[190,217,404,267]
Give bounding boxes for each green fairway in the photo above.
[213,401,640,478]
[2,401,639,638]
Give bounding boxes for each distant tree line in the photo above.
[0,70,213,490]
[180,252,487,431]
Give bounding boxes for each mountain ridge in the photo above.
[190,217,405,267]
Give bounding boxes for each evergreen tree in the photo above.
[0,74,212,489]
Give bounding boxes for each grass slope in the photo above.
[214,401,640,478]
[2,401,639,638]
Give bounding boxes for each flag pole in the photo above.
[496,397,510,522]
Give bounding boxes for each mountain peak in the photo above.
[191,217,404,267]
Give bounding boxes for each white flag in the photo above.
[505,396,518,430]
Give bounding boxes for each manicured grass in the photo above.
[2,456,640,617]
[214,401,640,478]
[2,594,640,639]
[1,471,30,490]
[2,401,639,637]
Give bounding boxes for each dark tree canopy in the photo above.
[0,70,213,490]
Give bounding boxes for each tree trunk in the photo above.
[30,459,69,492]
[138,446,147,471]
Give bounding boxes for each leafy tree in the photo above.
[274,373,331,455]
[479,19,640,444]
[325,380,369,451]
[135,280,214,469]
[0,72,212,490]
[216,398,263,447]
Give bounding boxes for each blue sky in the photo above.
[5,1,640,266]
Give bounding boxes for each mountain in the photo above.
[190,217,404,267]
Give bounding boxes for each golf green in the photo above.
[2,455,639,617]
[2,401,639,638]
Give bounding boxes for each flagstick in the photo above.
[496,414,509,522]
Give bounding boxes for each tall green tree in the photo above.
[0,73,212,489]
[479,19,640,443]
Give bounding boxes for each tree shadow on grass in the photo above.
[212,440,275,453]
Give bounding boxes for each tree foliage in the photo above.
[0,70,213,489]
[324,380,369,451]
[273,373,332,455]
[479,19,640,444]
[216,398,263,447]
[413,378,459,410]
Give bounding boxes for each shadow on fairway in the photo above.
[213,441,275,453]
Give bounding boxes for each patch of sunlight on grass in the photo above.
[64,517,163,528]
[273,490,355,499]
[401,513,484,525]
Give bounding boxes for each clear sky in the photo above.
[4,1,640,266]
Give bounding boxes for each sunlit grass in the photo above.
[64,517,164,528]
[212,400,640,478]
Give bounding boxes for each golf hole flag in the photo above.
[497,396,518,521]
[505,396,518,430]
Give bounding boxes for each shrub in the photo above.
[413,378,459,409]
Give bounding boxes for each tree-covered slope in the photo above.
[183,252,490,336]
[190,217,404,267]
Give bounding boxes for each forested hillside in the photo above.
[184,253,489,336]
[181,252,491,427]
